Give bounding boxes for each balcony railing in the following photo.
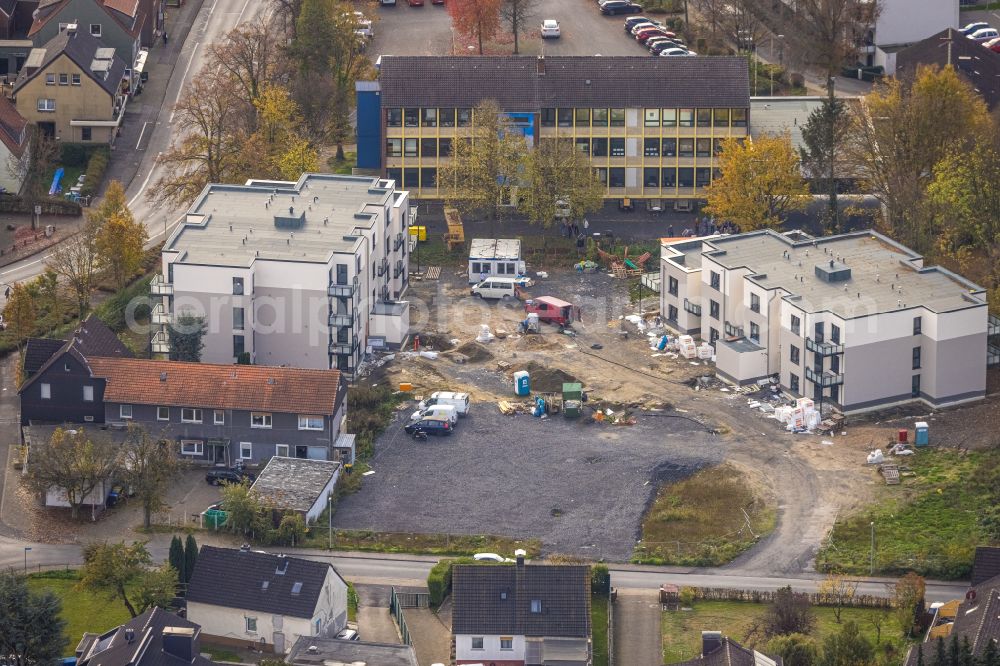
[150,274,173,296]
[377,257,389,277]
[724,322,744,338]
[329,277,359,298]
[683,298,702,317]
[989,314,1000,337]
[379,285,390,301]
[329,312,354,328]
[151,303,171,325]
[393,260,404,279]
[806,337,844,356]
[329,340,357,356]
[393,232,405,251]
[151,330,170,354]
[805,366,844,387]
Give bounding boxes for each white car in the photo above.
[961,21,991,35]
[474,553,514,563]
[660,47,693,56]
[540,19,560,38]
[968,28,999,42]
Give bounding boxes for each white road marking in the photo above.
[208,0,218,18]
[127,151,163,208]
[236,0,252,24]
[168,42,200,123]
[135,120,151,150]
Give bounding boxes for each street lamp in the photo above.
[23,546,31,573]
[869,521,875,575]
[770,34,785,96]
[328,494,333,551]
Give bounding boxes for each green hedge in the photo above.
[427,560,453,607]
[80,147,110,197]
[60,143,108,168]
[591,564,610,597]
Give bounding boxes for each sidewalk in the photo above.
[104,0,207,194]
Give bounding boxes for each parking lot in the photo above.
[333,406,721,560]
[368,0,649,57]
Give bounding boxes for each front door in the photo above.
[272,632,284,654]
[295,445,308,459]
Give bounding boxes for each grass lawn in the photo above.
[592,595,610,666]
[661,601,905,664]
[200,646,243,662]
[327,151,357,175]
[303,528,542,558]
[27,571,131,655]
[634,464,776,567]
[816,448,992,579]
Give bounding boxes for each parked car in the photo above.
[524,296,578,326]
[601,1,642,15]
[636,28,674,43]
[961,21,991,35]
[380,0,396,5]
[404,414,453,436]
[474,552,514,563]
[540,19,561,38]
[969,28,999,42]
[660,47,693,56]
[432,0,444,4]
[418,391,471,416]
[409,403,458,425]
[470,276,520,300]
[335,629,360,641]
[205,468,255,485]
[649,39,684,54]
[629,21,661,35]
[624,16,656,31]
[406,0,423,5]
[985,36,1000,52]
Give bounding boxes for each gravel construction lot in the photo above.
[333,407,721,560]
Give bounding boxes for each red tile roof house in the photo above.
[28,0,161,64]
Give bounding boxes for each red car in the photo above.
[432,0,444,4]
[407,0,423,5]
[636,28,674,43]
[984,36,1000,52]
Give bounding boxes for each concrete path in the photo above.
[404,608,452,666]
[614,589,663,666]
[354,584,402,644]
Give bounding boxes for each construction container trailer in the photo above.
[468,238,526,283]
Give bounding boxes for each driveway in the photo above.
[613,589,663,666]
[369,0,647,57]
[334,408,718,560]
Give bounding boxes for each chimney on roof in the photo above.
[159,372,167,382]
[515,548,526,567]
[536,55,545,75]
[161,627,196,663]
[701,631,723,657]
[66,22,78,35]
[267,377,276,385]
[307,646,319,655]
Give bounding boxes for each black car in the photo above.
[601,1,642,15]
[404,416,453,437]
[624,16,653,31]
[205,468,256,485]
[649,39,684,53]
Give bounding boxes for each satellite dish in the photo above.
[967,589,977,601]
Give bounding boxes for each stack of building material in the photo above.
[697,343,714,360]
[678,335,698,359]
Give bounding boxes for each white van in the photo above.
[409,404,458,425]
[470,277,518,300]
[418,391,471,416]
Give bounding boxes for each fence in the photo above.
[389,586,413,646]
[691,587,894,609]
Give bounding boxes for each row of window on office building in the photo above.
[386,166,719,190]
[386,136,737,159]
[386,107,749,129]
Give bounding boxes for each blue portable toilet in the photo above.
[914,421,929,447]
[514,370,531,396]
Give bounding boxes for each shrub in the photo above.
[591,564,611,597]
[80,147,110,197]
[94,275,152,332]
[679,586,697,607]
[427,559,454,606]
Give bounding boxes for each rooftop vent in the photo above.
[307,646,318,655]
[815,259,852,283]
[274,210,305,230]
[159,372,167,382]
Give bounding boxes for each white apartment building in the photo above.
[151,174,412,378]
[660,229,989,414]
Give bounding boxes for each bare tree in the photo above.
[724,0,765,54]
[500,0,539,55]
[46,217,102,317]
[693,0,728,39]
[817,573,859,623]
[25,428,120,520]
[207,16,285,132]
[121,425,183,529]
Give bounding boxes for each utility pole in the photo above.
[869,521,875,575]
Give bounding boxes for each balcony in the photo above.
[805,366,844,387]
[806,337,844,356]
[393,232,405,251]
[377,257,389,277]
[393,259,404,279]
[329,277,359,298]
[724,322,744,339]
[329,340,357,356]
[150,274,173,296]
[151,303,171,325]
[683,298,702,317]
[151,330,170,354]
[329,312,354,328]
[379,285,390,302]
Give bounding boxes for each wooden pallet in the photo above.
[879,464,900,485]
[423,266,441,280]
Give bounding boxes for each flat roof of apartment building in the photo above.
[669,230,986,317]
[378,55,750,109]
[165,174,404,267]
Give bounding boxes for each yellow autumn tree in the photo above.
[703,133,810,231]
[250,84,319,180]
[93,183,147,290]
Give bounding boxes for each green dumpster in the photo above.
[204,508,228,529]
[563,383,583,418]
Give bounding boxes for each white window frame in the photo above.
[298,415,324,430]
[181,408,203,423]
[37,99,55,112]
[275,444,290,458]
[120,404,132,420]
[40,383,51,399]
[251,412,272,429]
[245,616,257,633]
[239,442,252,460]
[82,385,94,402]
[71,73,81,85]
[471,637,484,650]
[89,23,101,37]
[180,440,203,456]
[45,74,55,85]
[214,409,225,425]
[500,637,513,650]
[157,406,169,421]
[58,73,68,85]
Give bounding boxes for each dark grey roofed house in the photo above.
[971,546,1000,586]
[186,545,349,653]
[378,55,751,110]
[74,606,213,666]
[895,28,1000,109]
[15,26,128,96]
[249,457,341,524]
[287,636,418,666]
[672,632,781,666]
[903,573,1000,666]
[23,337,65,377]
